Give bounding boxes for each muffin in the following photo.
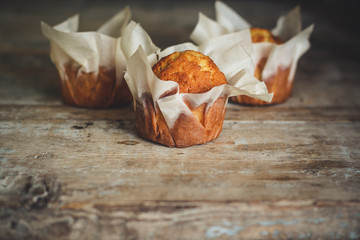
[41,7,133,108]
[136,50,228,147]
[124,31,272,148]
[231,27,288,105]
[190,1,314,106]
[60,63,132,108]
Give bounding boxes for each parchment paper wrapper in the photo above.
[190,1,314,105]
[124,29,273,147]
[41,7,159,108]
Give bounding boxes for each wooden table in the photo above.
[1,1,359,239]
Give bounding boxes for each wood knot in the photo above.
[20,174,61,209]
[71,122,93,130]
[117,140,139,145]
[0,173,61,210]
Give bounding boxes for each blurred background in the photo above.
[0,0,358,52]
[0,0,359,105]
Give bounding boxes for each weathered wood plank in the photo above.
[1,104,360,122]
[0,163,359,239]
[1,200,359,240]
[1,120,359,204]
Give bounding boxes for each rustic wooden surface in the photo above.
[1,1,360,239]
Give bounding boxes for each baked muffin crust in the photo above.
[152,50,227,94]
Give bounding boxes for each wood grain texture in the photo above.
[1,0,359,239]
[1,119,360,202]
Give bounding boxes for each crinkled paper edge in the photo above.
[124,30,272,129]
[190,1,314,83]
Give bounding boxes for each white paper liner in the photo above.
[124,29,273,129]
[41,7,159,91]
[190,1,314,84]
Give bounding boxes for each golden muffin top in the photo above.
[250,27,283,44]
[152,50,227,94]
